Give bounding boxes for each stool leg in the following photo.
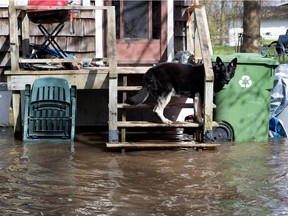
[36,23,68,58]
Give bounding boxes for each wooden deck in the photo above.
[6,3,118,138]
[6,2,219,149]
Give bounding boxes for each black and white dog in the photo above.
[125,57,237,124]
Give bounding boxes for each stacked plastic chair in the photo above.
[23,77,77,142]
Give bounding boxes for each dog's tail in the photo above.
[125,87,150,105]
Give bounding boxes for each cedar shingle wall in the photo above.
[0,7,98,74]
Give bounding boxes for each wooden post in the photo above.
[95,0,104,61]
[121,76,127,143]
[194,6,214,141]
[12,91,22,138]
[107,7,118,143]
[8,0,20,72]
[21,10,30,57]
[8,0,22,137]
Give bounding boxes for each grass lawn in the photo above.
[212,44,287,64]
[213,45,237,55]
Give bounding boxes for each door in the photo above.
[111,0,167,64]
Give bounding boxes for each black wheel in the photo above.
[212,122,233,142]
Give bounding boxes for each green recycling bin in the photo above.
[213,53,278,142]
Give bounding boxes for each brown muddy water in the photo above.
[0,128,288,216]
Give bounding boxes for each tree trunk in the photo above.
[220,1,227,46]
[240,0,261,53]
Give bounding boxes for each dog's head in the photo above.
[214,56,237,86]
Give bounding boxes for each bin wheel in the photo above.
[212,122,233,142]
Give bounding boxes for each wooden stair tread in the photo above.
[117,121,219,128]
[117,66,151,74]
[106,142,220,149]
[118,103,216,109]
[118,103,195,109]
[118,86,142,91]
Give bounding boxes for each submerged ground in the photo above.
[0,128,288,215]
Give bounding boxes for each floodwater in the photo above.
[1,128,288,216]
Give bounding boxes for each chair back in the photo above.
[23,77,77,141]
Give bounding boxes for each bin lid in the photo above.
[212,53,279,66]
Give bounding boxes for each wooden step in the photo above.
[118,86,142,91]
[118,103,195,109]
[117,66,151,74]
[118,103,216,109]
[106,141,220,149]
[117,121,219,128]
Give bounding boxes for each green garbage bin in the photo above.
[213,53,278,142]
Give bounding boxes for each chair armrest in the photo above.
[70,85,77,141]
[23,84,32,140]
[70,85,77,98]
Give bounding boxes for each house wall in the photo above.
[0,1,189,126]
[261,19,287,37]
[174,1,191,53]
[228,19,288,46]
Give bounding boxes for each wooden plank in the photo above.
[0,19,9,36]
[118,86,142,91]
[74,10,95,19]
[5,68,110,75]
[94,0,104,59]
[194,7,213,81]
[204,81,214,131]
[106,142,220,149]
[117,67,150,74]
[194,6,214,134]
[6,73,109,90]
[117,121,219,128]
[0,51,10,67]
[107,7,117,77]
[9,0,20,71]
[11,90,22,137]
[21,11,29,57]
[19,57,90,64]
[107,6,118,142]
[117,103,197,109]
[4,66,151,75]
[109,77,118,142]
[118,121,200,128]
[118,103,216,109]
[0,36,10,49]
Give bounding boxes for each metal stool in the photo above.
[27,0,70,58]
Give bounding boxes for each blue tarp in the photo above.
[269,64,288,137]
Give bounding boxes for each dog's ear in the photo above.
[216,56,224,66]
[229,58,237,68]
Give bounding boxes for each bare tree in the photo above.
[240,0,261,53]
[220,1,227,45]
[203,0,242,46]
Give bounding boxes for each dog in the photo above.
[125,56,237,124]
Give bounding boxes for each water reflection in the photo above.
[0,128,288,215]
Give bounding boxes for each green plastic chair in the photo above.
[23,77,77,142]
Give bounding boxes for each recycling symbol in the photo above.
[239,75,252,88]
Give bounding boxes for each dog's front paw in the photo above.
[162,118,173,124]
